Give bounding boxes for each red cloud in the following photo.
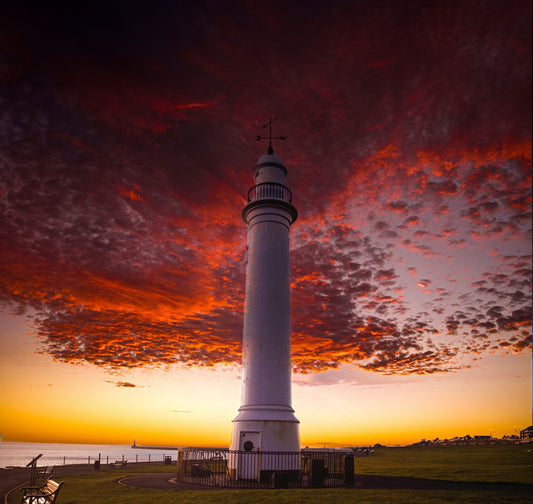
[0,0,530,380]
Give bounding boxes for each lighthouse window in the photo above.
[243,440,254,452]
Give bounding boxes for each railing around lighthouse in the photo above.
[177,448,355,488]
[247,182,293,203]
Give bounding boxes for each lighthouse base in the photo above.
[228,406,300,480]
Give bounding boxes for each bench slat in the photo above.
[21,479,63,504]
[45,480,59,491]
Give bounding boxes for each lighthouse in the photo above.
[229,132,299,479]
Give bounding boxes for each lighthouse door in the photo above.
[238,431,261,480]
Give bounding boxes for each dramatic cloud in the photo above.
[0,0,531,379]
[107,381,139,388]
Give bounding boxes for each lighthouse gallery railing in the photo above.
[247,182,293,203]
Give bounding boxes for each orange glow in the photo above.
[117,184,144,202]
[0,0,530,449]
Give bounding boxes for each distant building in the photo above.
[520,426,533,441]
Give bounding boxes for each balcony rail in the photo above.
[247,182,293,204]
[177,448,355,488]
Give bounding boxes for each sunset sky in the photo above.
[0,0,531,447]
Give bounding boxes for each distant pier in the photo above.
[131,441,179,450]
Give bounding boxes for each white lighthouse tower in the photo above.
[229,124,299,479]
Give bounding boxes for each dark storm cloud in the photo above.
[0,0,530,377]
[289,224,459,374]
[445,265,532,354]
[106,380,138,388]
[388,200,408,213]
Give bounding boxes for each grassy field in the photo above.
[356,444,533,483]
[8,445,532,504]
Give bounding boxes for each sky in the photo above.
[0,0,531,447]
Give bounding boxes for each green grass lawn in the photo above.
[28,482,533,504]
[356,444,533,483]
[9,445,533,504]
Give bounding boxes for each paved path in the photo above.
[4,467,532,500]
[120,473,533,492]
[1,465,98,502]
[0,468,31,501]
[353,474,533,490]
[119,473,214,491]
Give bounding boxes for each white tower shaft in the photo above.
[230,153,299,458]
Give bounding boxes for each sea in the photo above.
[0,441,179,469]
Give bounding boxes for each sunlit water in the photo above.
[0,441,178,468]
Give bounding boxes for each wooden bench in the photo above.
[20,479,63,504]
[191,463,211,477]
[35,466,54,484]
[110,459,127,468]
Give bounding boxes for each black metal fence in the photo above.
[177,448,355,488]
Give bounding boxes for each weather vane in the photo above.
[256,116,286,155]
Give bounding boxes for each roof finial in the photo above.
[255,116,286,154]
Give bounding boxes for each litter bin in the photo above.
[311,459,325,487]
[164,456,172,465]
[344,454,354,484]
[94,460,100,469]
[274,471,289,489]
